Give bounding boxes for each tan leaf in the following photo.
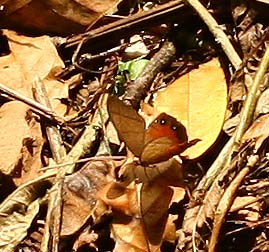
[61,161,109,236]
[0,102,32,175]
[242,114,269,151]
[154,58,227,159]
[0,0,122,35]
[102,178,174,251]
[0,30,68,114]
[12,110,44,186]
[230,196,262,223]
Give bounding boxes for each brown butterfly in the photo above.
[107,96,199,165]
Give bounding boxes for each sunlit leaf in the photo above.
[154,58,227,158]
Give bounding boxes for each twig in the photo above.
[208,155,259,252]
[40,156,126,171]
[179,35,269,252]
[192,43,269,198]
[65,0,186,47]
[184,0,242,69]
[0,82,65,125]
[234,44,269,145]
[33,79,66,252]
[123,41,176,109]
[33,79,66,163]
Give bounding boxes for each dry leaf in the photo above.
[121,158,185,187]
[0,30,68,176]
[99,158,186,251]
[61,161,109,236]
[0,30,68,115]
[110,182,173,252]
[0,0,122,35]
[0,102,42,176]
[230,196,262,223]
[0,199,40,252]
[154,58,227,159]
[242,114,269,152]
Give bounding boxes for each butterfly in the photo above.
[107,96,199,165]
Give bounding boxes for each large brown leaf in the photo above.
[0,0,122,35]
[0,30,67,176]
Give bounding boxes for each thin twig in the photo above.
[179,38,269,252]
[208,155,259,252]
[184,0,242,69]
[40,156,126,171]
[33,79,66,252]
[0,82,65,125]
[65,0,186,47]
[193,44,269,198]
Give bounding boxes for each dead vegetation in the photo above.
[1,0,269,252]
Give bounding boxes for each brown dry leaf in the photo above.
[112,216,152,252]
[140,183,173,246]
[121,158,185,187]
[61,161,109,236]
[242,114,269,152]
[163,186,185,242]
[0,102,43,178]
[99,159,184,251]
[0,0,122,35]
[98,181,137,216]
[0,30,68,114]
[154,58,227,159]
[110,182,173,252]
[230,196,262,223]
[0,30,68,176]
[13,109,44,186]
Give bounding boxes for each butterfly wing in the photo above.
[140,137,176,164]
[107,96,145,157]
[141,137,199,165]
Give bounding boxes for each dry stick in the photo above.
[123,41,176,109]
[184,0,242,69]
[194,42,269,196]
[0,82,65,125]
[65,0,185,47]
[33,79,66,252]
[186,41,269,252]
[208,155,259,252]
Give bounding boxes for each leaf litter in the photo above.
[1,1,269,252]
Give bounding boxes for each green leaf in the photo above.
[114,58,149,95]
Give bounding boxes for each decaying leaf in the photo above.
[0,101,43,180]
[0,199,40,252]
[99,158,186,251]
[0,30,69,176]
[154,58,227,159]
[0,30,68,115]
[0,0,122,35]
[61,161,109,236]
[242,114,269,152]
[0,102,31,175]
[121,158,185,187]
